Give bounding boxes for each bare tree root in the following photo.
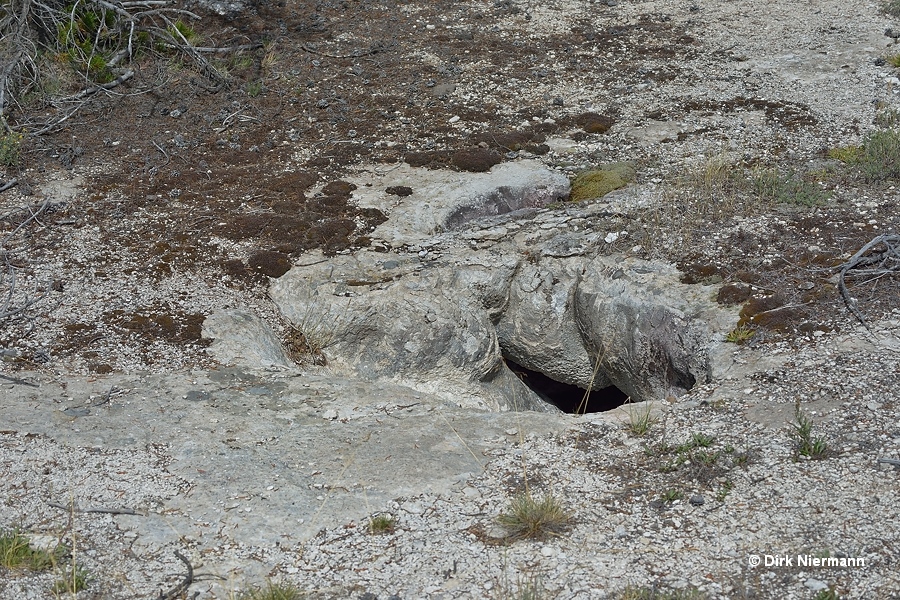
[837,233,900,329]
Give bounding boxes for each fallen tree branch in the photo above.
[28,71,135,136]
[3,0,226,133]
[0,372,39,386]
[837,234,900,330]
[1,198,48,244]
[0,179,18,193]
[67,69,135,101]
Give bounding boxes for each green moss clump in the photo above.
[569,162,634,202]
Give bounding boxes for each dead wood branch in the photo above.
[156,550,194,600]
[0,372,39,386]
[66,69,135,101]
[1,197,48,244]
[27,70,134,135]
[0,199,52,323]
[176,43,263,54]
[47,501,146,515]
[0,179,18,193]
[837,233,900,329]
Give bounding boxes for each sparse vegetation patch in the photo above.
[790,402,828,458]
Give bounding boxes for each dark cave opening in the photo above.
[505,358,629,414]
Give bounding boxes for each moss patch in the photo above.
[569,163,634,202]
[575,112,616,134]
[248,250,292,278]
[451,148,502,172]
[716,282,752,305]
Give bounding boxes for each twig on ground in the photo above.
[30,71,135,136]
[152,140,170,166]
[175,43,263,54]
[47,501,146,515]
[877,457,900,467]
[0,179,18,193]
[0,372,38,386]
[837,234,900,330]
[156,550,194,600]
[301,40,395,60]
[1,198,48,244]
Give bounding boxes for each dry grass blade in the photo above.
[625,401,656,436]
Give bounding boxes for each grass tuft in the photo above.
[660,488,683,503]
[625,402,656,436]
[751,168,829,207]
[238,581,307,600]
[715,480,734,502]
[0,530,58,571]
[827,146,862,163]
[53,564,90,594]
[367,514,395,535]
[859,128,900,182]
[498,493,570,541]
[886,0,900,17]
[246,80,264,97]
[724,325,755,344]
[494,570,546,600]
[689,433,715,448]
[790,402,828,458]
[620,586,705,600]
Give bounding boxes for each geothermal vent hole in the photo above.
[505,358,629,414]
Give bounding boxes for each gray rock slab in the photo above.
[497,256,608,389]
[265,194,738,409]
[576,256,735,401]
[0,369,571,551]
[349,160,570,246]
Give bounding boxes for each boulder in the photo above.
[496,256,608,390]
[202,309,292,369]
[268,250,552,412]
[575,256,731,401]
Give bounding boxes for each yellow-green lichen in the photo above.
[569,162,634,202]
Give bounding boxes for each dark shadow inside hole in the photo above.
[505,358,629,414]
